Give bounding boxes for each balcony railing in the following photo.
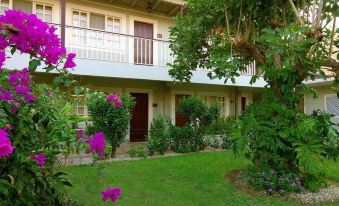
[52,24,258,75]
[63,25,174,67]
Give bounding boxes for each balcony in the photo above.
[64,25,174,67]
[54,25,258,76]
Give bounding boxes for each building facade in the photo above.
[2,0,337,142]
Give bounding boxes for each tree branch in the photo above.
[234,41,265,64]
[328,17,336,59]
[288,0,305,26]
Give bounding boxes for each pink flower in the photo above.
[106,93,123,108]
[0,129,14,158]
[64,53,76,69]
[0,51,5,68]
[101,187,121,202]
[31,153,47,166]
[24,93,36,102]
[86,132,106,157]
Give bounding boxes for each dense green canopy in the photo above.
[169,0,338,104]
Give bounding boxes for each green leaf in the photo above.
[28,59,41,72]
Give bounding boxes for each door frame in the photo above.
[171,90,194,125]
[129,16,158,65]
[126,88,153,140]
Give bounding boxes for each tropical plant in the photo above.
[147,115,171,155]
[87,92,135,157]
[177,96,208,124]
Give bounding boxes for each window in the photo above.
[106,17,121,50]
[325,95,339,117]
[72,11,88,45]
[89,13,105,48]
[35,4,52,23]
[200,95,227,118]
[13,0,32,13]
[72,95,87,116]
[0,0,9,15]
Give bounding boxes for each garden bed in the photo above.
[226,169,339,205]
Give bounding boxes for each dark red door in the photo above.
[175,94,190,127]
[241,97,247,112]
[134,21,153,65]
[130,93,149,142]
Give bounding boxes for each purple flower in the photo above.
[267,188,273,193]
[106,93,123,108]
[76,129,84,140]
[31,153,46,166]
[86,132,106,157]
[0,129,14,158]
[0,51,5,68]
[292,182,297,187]
[64,53,76,69]
[24,93,36,102]
[101,187,121,202]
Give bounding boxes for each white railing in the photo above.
[64,26,174,67]
[52,25,258,75]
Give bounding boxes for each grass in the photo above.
[60,151,339,206]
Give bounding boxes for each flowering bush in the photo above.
[0,10,121,205]
[87,92,135,157]
[241,166,305,195]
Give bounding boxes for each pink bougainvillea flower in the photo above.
[0,51,5,68]
[101,187,121,202]
[23,93,36,102]
[0,129,14,158]
[106,93,123,108]
[64,53,76,69]
[31,153,47,166]
[86,132,106,157]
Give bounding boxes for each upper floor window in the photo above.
[72,11,88,28]
[107,17,120,33]
[0,0,9,15]
[325,95,339,117]
[35,4,52,23]
[13,0,32,13]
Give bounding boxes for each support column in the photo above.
[60,0,66,47]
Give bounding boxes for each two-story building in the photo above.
[2,0,337,142]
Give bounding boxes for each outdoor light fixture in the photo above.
[147,3,153,13]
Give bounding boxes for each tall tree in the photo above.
[169,0,338,107]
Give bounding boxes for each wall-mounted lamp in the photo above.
[147,3,153,13]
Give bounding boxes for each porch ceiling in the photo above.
[91,0,185,17]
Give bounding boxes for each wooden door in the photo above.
[134,21,153,65]
[241,97,247,112]
[175,94,190,127]
[130,93,149,142]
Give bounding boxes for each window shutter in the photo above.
[326,95,339,116]
[90,13,105,30]
[13,0,32,13]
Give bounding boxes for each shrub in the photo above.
[87,92,135,157]
[204,103,221,124]
[169,125,205,153]
[147,116,171,155]
[177,96,208,123]
[231,91,339,191]
[128,145,148,158]
[202,118,236,149]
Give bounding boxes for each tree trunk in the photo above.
[110,148,116,158]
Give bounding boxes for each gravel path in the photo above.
[289,185,339,205]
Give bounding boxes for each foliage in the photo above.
[128,145,148,158]
[202,118,236,149]
[87,92,135,155]
[0,83,81,205]
[241,166,305,195]
[204,103,222,125]
[169,0,339,191]
[147,116,171,155]
[231,90,339,190]
[176,96,208,123]
[169,125,205,153]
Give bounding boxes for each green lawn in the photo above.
[60,151,339,206]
